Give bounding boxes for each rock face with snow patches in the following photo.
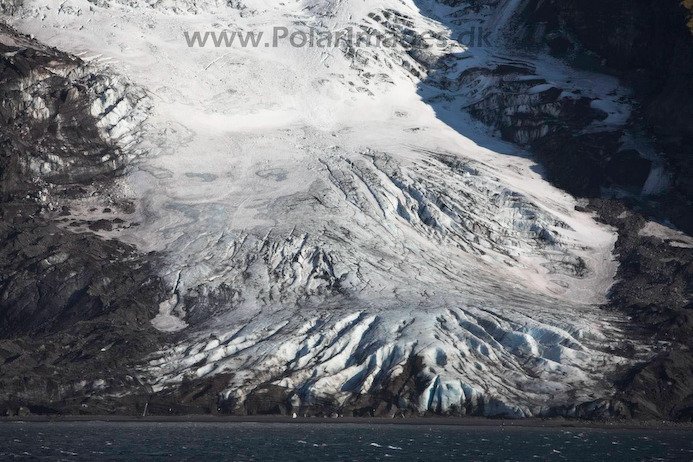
[0,0,692,420]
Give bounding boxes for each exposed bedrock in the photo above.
[0,25,150,195]
[513,0,693,229]
[419,0,693,215]
[438,64,607,146]
[587,199,693,420]
[414,9,646,201]
[0,24,168,416]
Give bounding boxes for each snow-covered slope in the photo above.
[5,0,647,416]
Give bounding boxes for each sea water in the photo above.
[1,422,691,461]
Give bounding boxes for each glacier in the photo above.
[2,0,653,417]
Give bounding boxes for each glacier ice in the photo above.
[5,0,651,416]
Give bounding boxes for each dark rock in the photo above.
[605,150,652,189]
[244,385,289,416]
[0,24,168,416]
[532,131,622,197]
[548,36,573,56]
[587,198,693,420]
[88,219,113,232]
[617,351,693,421]
[517,0,693,214]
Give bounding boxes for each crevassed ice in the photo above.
[8,0,643,415]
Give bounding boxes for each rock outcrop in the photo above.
[0,24,167,416]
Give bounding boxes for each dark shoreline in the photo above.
[1,415,692,431]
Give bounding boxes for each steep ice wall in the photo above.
[145,302,631,417]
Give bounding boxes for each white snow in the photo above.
[151,294,189,332]
[639,220,693,248]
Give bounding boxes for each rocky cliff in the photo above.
[0,23,170,415]
[516,0,693,229]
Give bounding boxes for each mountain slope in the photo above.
[1,0,691,419]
